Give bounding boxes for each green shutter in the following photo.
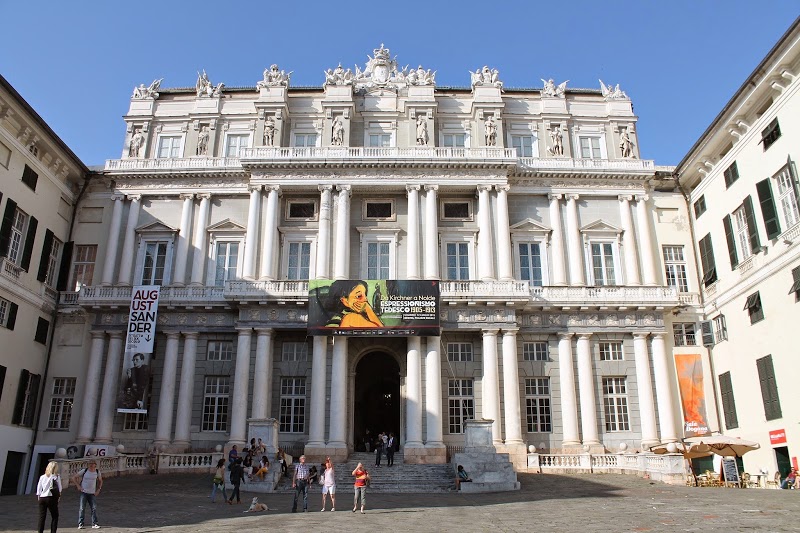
[723,215,738,269]
[718,372,738,430]
[0,199,17,258]
[788,156,800,207]
[699,234,717,285]
[20,216,38,271]
[756,178,781,239]
[37,229,54,282]
[11,369,29,425]
[743,196,761,251]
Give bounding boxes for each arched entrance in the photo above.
[353,352,400,452]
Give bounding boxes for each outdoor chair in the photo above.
[741,472,758,488]
[765,471,780,489]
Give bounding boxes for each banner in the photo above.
[308,279,440,336]
[674,353,710,437]
[117,285,160,413]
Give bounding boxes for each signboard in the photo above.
[721,458,740,486]
[117,285,159,414]
[769,429,787,445]
[84,445,115,458]
[674,353,710,437]
[308,279,440,336]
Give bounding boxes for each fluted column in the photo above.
[635,195,658,286]
[76,331,106,443]
[633,333,659,448]
[334,185,351,280]
[557,333,580,446]
[316,186,333,279]
[94,331,125,443]
[576,333,599,445]
[549,194,567,286]
[242,186,262,280]
[307,337,327,447]
[481,329,502,443]
[228,327,252,446]
[100,195,125,286]
[501,328,523,444]
[154,331,181,445]
[189,194,211,285]
[405,336,423,447]
[259,185,281,280]
[619,195,641,286]
[425,336,443,447]
[565,194,585,286]
[172,194,195,286]
[252,328,273,419]
[477,185,496,281]
[495,185,514,281]
[173,332,198,448]
[406,185,421,279]
[423,185,440,280]
[117,195,141,286]
[328,338,348,447]
[651,333,679,442]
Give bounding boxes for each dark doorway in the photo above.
[1,451,25,495]
[35,452,55,481]
[775,446,791,481]
[353,352,400,452]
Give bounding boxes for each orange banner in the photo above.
[675,353,710,437]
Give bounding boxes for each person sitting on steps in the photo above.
[456,465,472,490]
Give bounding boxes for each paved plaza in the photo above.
[6,472,798,532]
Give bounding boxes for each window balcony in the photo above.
[78,285,226,308]
[104,157,243,175]
[440,280,531,304]
[0,257,22,282]
[59,291,80,306]
[531,285,679,310]
[517,157,655,174]
[224,280,309,303]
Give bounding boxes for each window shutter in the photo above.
[0,365,6,404]
[718,372,738,430]
[56,241,74,291]
[11,369,29,424]
[23,373,40,427]
[21,165,38,191]
[756,178,781,239]
[37,229,54,282]
[787,156,800,206]
[743,196,761,251]
[34,317,49,344]
[20,216,38,271]
[6,302,18,330]
[699,234,717,286]
[700,321,714,346]
[756,355,782,421]
[723,215,738,269]
[0,198,17,257]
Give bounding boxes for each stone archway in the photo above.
[353,351,401,452]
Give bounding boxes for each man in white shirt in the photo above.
[71,460,103,529]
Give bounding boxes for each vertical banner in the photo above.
[675,353,710,437]
[117,285,160,413]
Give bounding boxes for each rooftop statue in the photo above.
[351,44,410,91]
[470,66,503,89]
[132,79,162,100]
[257,64,291,89]
[324,63,353,86]
[196,70,224,98]
[599,80,628,100]
[407,65,436,86]
[541,78,568,98]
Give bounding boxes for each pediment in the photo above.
[580,219,623,234]
[135,221,178,233]
[206,218,246,232]
[510,218,551,234]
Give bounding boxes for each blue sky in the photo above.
[1,2,797,166]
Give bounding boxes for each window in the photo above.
[718,372,738,430]
[442,133,466,148]
[294,133,317,147]
[713,314,727,343]
[511,135,534,157]
[34,317,50,344]
[366,242,390,279]
[723,162,739,188]
[760,166,800,238]
[525,378,552,432]
[157,136,182,158]
[368,134,391,147]
[282,342,308,362]
[363,200,394,220]
[693,195,707,218]
[202,376,230,431]
[599,342,623,361]
[47,377,76,430]
[445,242,471,280]
[21,165,38,191]
[207,341,233,361]
[286,200,317,220]
[522,341,548,361]
[279,377,306,433]
[448,379,474,434]
[281,232,316,280]
[447,342,473,362]
[673,323,697,346]
[140,241,168,285]
[0,296,19,330]
[287,241,311,280]
[743,291,764,324]
[43,235,63,287]
[224,134,250,157]
[578,136,602,159]
[761,118,781,150]
[12,369,40,427]
[71,245,97,291]
[590,242,617,286]
[789,266,800,301]
[756,355,781,420]
[123,412,149,430]
[698,234,717,286]
[663,246,688,293]
[213,241,240,286]
[602,377,630,431]
[8,207,29,265]
[441,201,472,220]
[733,203,755,259]
[0,140,10,168]
[517,242,543,286]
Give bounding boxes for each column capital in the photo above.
[248,184,262,193]
[254,327,275,336]
[424,184,439,193]
[318,184,333,193]
[651,331,666,340]
[111,194,125,202]
[632,332,650,340]
[406,184,421,193]
[179,193,195,201]
[107,330,125,339]
[336,184,351,194]
[618,194,633,203]
[548,193,563,201]
[501,327,519,336]
[635,194,649,203]
[235,326,254,334]
[90,330,106,339]
[163,330,182,339]
[566,193,580,201]
[183,331,199,340]
[477,184,493,193]
[126,194,142,202]
[577,332,593,340]
[495,184,511,193]
[197,193,212,200]
[557,332,574,340]
[265,184,281,193]
[481,328,500,336]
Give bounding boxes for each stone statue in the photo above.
[132,78,162,99]
[470,66,503,89]
[324,63,353,86]
[599,80,628,100]
[416,116,428,146]
[484,116,497,146]
[196,70,224,97]
[257,64,291,89]
[547,125,564,156]
[196,126,210,156]
[129,128,145,158]
[263,117,276,146]
[408,65,436,86]
[619,127,634,158]
[541,78,568,98]
[331,116,345,146]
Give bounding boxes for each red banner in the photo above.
[769,429,787,445]
[675,353,710,437]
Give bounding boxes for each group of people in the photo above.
[36,459,103,532]
[291,455,370,514]
[373,431,396,467]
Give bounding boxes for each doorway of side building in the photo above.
[774,446,791,481]
[353,351,400,453]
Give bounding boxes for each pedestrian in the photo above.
[210,458,228,503]
[291,455,311,513]
[228,458,245,504]
[352,462,369,514]
[227,445,239,469]
[386,432,396,466]
[36,460,62,533]
[71,460,103,529]
[320,457,336,512]
[255,456,270,481]
[242,449,254,480]
[374,433,383,467]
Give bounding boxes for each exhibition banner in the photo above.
[675,353,710,437]
[117,285,159,414]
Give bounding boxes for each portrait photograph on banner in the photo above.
[675,353,710,437]
[117,351,152,413]
[117,285,160,413]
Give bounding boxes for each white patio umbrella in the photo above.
[684,435,760,458]
[649,441,713,459]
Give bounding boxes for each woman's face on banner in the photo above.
[340,284,368,312]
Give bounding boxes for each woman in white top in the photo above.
[320,458,336,512]
[36,461,62,533]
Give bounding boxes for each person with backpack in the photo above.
[70,460,102,529]
[36,461,62,533]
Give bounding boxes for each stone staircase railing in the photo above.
[529,452,687,485]
[57,453,224,487]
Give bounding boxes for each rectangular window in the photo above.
[599,342,623,361]
[282,342,308,362]
[743,291,764,324]
[733,205,753,262]
[34,317,49,344]
[662,245,688,292]
[522,341,548,361]
[44,237,63,287]
[442,133,466,148]
[673,323,697,346]
[0,297,11,328]
[511,135,533,157]
[279,377,306,433]
[368,134,391,147]
[761,118,781,150]
[21,165,39,191]
[591,242,616,286]
[441,201,472,220]
[698,234,717,286]
[447,342,473,362]
[214,241,239,286]
[0,140,10,168]
[202,376,230,431]
[47,377,76,430]
[294,133,317,147]
[123,412,149,430]
[525,378,552,432]
[12,369,40,427]
[157,136,182,158]
[718,372,738,430]
[225,134,249,157]
[602,377,630,431]
[364,200,394,220]
[70,245,97,291]
[756,355,781,420]
[775,166,800,230]
[141,241,168,285]
[207,341,233,361]
[367,242,390,279]
[448,379,474,434]
[713,314,728,343]
[723,161,739,188]
[8,207,28,265]
[579,137,602,159]
[446,242,470,280]
[286,201,317,220]
[286,242,311,280]
[790,266,800,302]
[517,242,543,286]
[693,195,707,218]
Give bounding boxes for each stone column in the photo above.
[425,336,444,448]
[633,333,659,448]
[328,338,348,448]
[259,185,280,280]
[117,195,141,286]
[575,333,600,445]
[501,328,523,444]
[549,194,568,286]
[333,185,351,280]
[316,186,333,279]
[405,336,423,447]
[242,186,262,280]
[495,185,514,281]
[635,195,658,286]
[76,331,106,443]
[173,332,198,448]
[154,331,181,446]
[100,195,125,286]
[423,185,440,280]
[307,337,327,447]
[651,333,679,442]
[228,327,252,447]
[619,195,641,286]
[557,333,581,447]
[481,329,502,444]
[251,328,273,419]
[189,194,211,285]
[565,194,585,286]
[94,331,125,443]
[477,185,496,281]
[406,185,421,279]
[172,194,195,286]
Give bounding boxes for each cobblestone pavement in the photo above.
[5,472,798,532]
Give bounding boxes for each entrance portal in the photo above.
[353,352,400,452]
